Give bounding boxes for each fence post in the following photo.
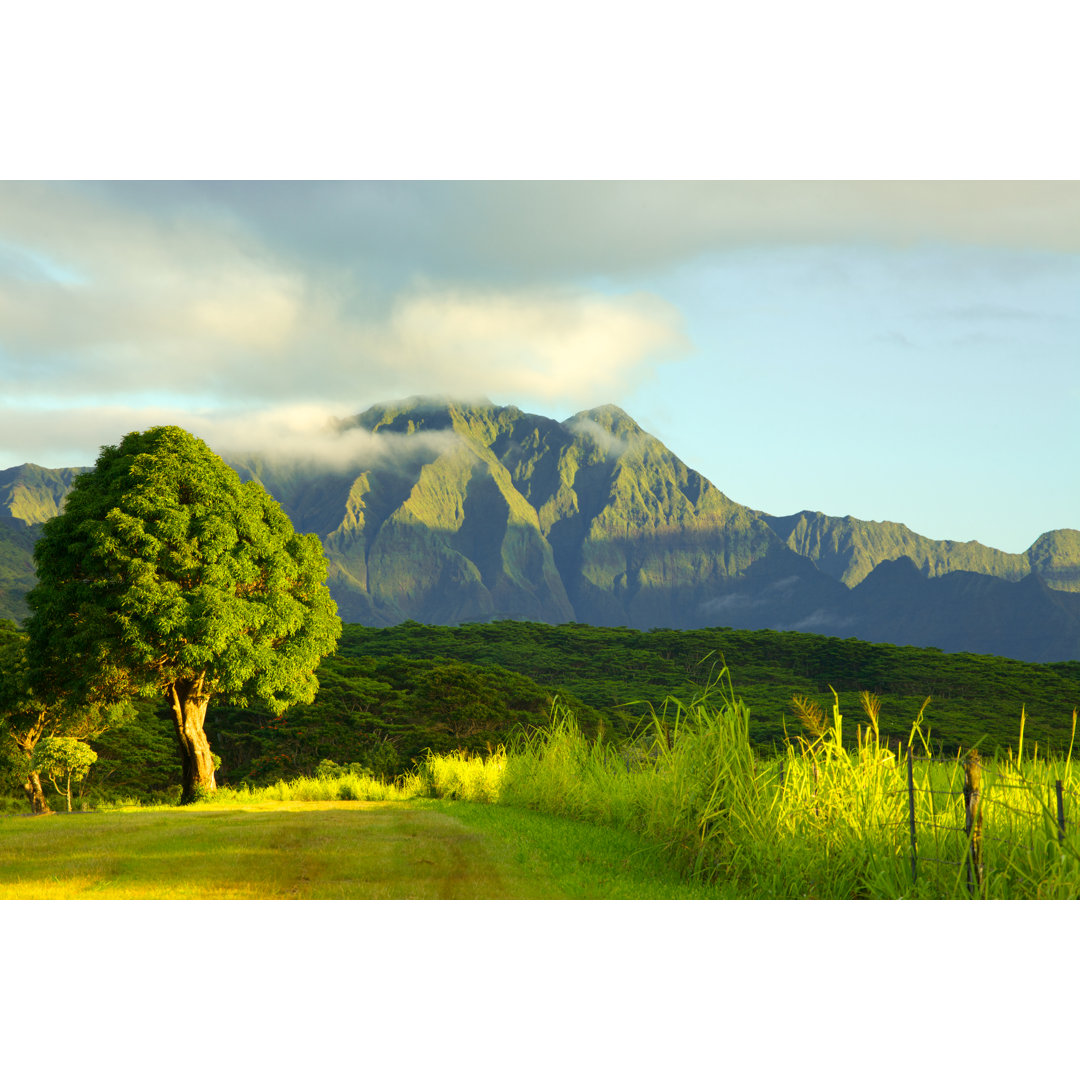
[907,745,917,886]
[963,749,983,896]
[1055,779,1066,845]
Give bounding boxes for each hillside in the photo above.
[2,398,1078,658]
[65,621,1080,801]
[338,621,1080,755]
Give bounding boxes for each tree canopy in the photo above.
[32,736,97,811]
[26,426,342,801]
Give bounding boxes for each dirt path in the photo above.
[0,800,560,899]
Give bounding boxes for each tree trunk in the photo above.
[24,770,52,815]
[168,676,217,804]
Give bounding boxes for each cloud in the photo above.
[928,303,1048,322]
[871,330,918,349]
[353,287,686,401]
[697,575,804,615]
[90,181,1080,280]
[785,610,856,632]
[565,416,640,457]
[0,183,688,422]
[0,403,463,471]
[191,406,468,471]
[4,179,1077,469]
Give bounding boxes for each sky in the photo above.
[1,180,1076,553]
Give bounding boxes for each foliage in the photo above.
[32,736,97,810]
[25,426,342,801]
[1,618,131,811]
[205,653,597,786]
[32,737,97,782]
[6,616,1077,808]
[341,620,1080,755]
[86,701,181,799]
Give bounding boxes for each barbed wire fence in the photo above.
[895,746,1071,896]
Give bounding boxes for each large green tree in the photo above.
[26,426,342,802]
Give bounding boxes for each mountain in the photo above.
[232,399,783,628]
[764,510,1080,592]
[0,464,88,621]
[2,399,1079,660]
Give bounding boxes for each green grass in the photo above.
[8,669,1077,900]
[0,797,723,899]
[428,800,727,899]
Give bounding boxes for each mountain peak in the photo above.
[350,395,500,435]
[567,404,642,433]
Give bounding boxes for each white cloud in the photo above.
[5,180,1077,470]
[0,184,689,423]
[355,288,686,401]
[194,405,463,470]
[0,403,462,471]
[786,610,856,633]
[565,416,640,457]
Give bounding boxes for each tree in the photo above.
[0,619,53,812]
[26,426,342,803]
[32,736,97,812]
[0,619,123,812]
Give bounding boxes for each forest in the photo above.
[5,618,1078,809]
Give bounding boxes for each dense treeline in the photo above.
[343,621,1080,754]
[5,619,1079,808]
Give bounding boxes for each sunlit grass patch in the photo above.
[0,801,603,899]
[420,747,506,802]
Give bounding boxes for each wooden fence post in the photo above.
[1055,779,1066,845]
[907,745,917,885]
[963,749,983,896]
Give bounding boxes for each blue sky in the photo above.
[1,180,1076,553]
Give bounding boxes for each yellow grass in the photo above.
[0,801,557,899]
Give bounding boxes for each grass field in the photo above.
[0,799,719,900]
[7,663,1078,900]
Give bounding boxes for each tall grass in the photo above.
[420,747,506,803]
[417,675,1080,899]
[198,771,427,804]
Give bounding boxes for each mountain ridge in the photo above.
[1,401,1078,660]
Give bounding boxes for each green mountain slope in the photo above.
[0,463,85,527]
[763,510,1032,586]
[1,399,1077,659]
[1027,529,1080,592]
[0,464,85,620]
[763,510,1080,591]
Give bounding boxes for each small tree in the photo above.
[0,620,124,813]
[26,426,342,803]
[32,737,97,812]
[0,620,53,813]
